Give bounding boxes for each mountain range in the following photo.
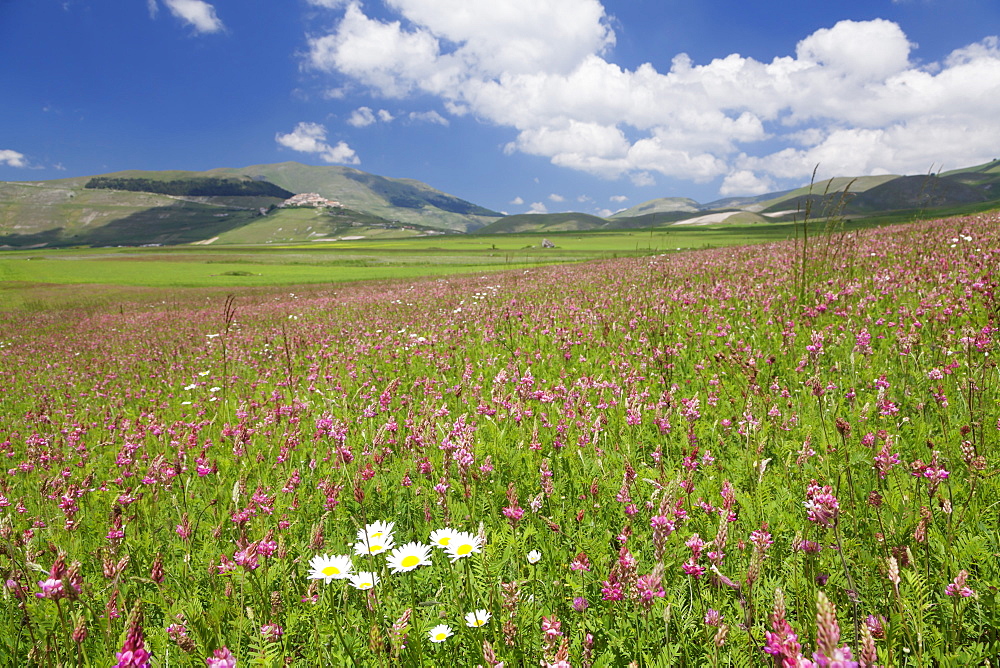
[2,159,999,248]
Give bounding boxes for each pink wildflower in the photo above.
[206,646,237,668]
[681,559,705,579]
[115,606,151,668]
[568,551,591,572]
[636,572,665,607]
[945,569,975,598]
[804,480,839,528]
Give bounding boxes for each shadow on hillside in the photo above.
[0,228,66,248]
[0,205,263,248]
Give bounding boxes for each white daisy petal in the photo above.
[386,542,433,574]
[444,531,483,562]
[348,571,379,590]
[427,624,453,643]
[354,534,395,556]
[307,554,354,582]
[429,527,460,549]
[357,520,395,542]
[464,609,491,627]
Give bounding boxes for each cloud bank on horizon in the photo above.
[297,0,1000,196]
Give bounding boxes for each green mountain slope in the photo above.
[202,163,500,231]
[475,212,612,234]
[759,173,995,217]
[609,197,700,218]
[0,163,502,248]
[4,159,1000,248]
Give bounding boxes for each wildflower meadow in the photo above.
[0,214,998,666]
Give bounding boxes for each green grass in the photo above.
[0,213,987,313]
[0,218,911,300]
[0,255,555,290]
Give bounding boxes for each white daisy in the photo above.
[444,531,483,562]
[526,550,541,564]
[386,542,433,574]
[307,554,354,582]
[357,520,395,542]
[427,624,453,643]
[429,527,461,550]
[464,609,491,628]
[354,533,395,557]
[348,571,379,590]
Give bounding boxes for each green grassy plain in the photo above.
[0,216,951,312]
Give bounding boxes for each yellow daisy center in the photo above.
[456,544,473,555]
[401,555,420,568]
[322,566,340,576]
[371,531,384,538]
[369,544,383,553]
[434,632,447,641]
[472,619,485,627]
[360,581,372,588]
[438,537,451,545]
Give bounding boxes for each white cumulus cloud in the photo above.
[719,170,776,197]
[349,107,395,127]
[303,5,1000,195]
[161,0,224,34]
[0,150,28,168]
[275,122,360,164]
[409,110,449,126]
[348,107,377,127]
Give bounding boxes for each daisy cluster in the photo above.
[307,521,491,644]
[308,521,485,587]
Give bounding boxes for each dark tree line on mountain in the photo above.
[85,177,294,199]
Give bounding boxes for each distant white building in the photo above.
[280,193,341,208]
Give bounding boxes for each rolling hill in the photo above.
[609,197,700,218]
[0,163,501,248]
[3,160,1000,248]
[475,212,616,234]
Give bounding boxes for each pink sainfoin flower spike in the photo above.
[750,524,773,554]
[503,481,524,526]
[763,588,807,666]
[206,646,237,668]
[540,615,562,651]
[945,569,975,598]
[568,551,591,572]
[636,570,666,608]
[804,480,839,528]
[36,554,80,601]
[858,621,878,668]
[115,604,151,668]
[812,591,858,668]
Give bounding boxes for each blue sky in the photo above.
[2,0,999,215]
